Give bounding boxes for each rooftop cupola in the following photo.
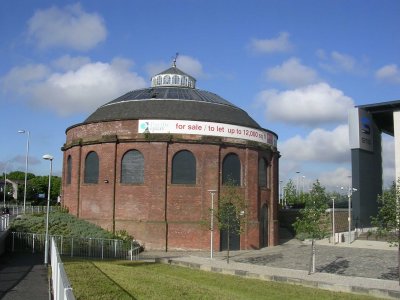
[151,54,196,88]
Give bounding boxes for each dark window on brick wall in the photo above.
[84,151,99,184]
[258,158,267,187]
[121,150,144,184]
[172,150,196,184]
[67,155,72,184]
[222,153,241,186]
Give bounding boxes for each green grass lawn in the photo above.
[63,259,378,300]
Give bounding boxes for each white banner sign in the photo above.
[138,119,277,147]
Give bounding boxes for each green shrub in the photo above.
[10,211,116,239]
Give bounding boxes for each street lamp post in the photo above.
[331,197,335,244]
[208,189,217,259]
[2,168,6,208]
[18,130,30,213]
[347,187,357,244]
[296,171,300,196]
[283,187,287,208]
[43,154,53,265]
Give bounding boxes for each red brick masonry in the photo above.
[62,120,279,250]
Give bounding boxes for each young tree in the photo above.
[283,179,297,207]
[371,181,400,284]
[215,181,247,263]
[294,180,330,274]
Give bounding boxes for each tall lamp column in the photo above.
[208,189,217,259]
[332,197,335,244]
[43,154,53,265]
[3,165,7,208]
[18,130,30,213]
[347,187,357,244]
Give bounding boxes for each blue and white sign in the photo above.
[349,108,373,152]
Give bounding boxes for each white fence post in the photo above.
[0,215,9,231]
[51,237,75,300]
[10,232,141,261]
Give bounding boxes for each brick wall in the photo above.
[62,120,279,250]
[279,208,355,236]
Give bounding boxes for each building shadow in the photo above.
[379,267,399,281]
[234,253,283,265]
[316,256,349,275]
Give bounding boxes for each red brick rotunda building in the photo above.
[61,63,279,251]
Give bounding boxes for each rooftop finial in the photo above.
[172,52,179,67]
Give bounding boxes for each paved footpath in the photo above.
[0,237,398,299]
[232,239,399,281]
[147,239,400,299]
[0,252,49,300]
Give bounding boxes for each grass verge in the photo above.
[63,259,378,300]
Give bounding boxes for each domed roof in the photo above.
[83,65,261,129]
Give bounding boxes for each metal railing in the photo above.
[1,214,9,231]
[51,237,75,300]
[6,205,60,215]
[9,232,141,260]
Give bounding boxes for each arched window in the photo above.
[163,75,171,84]
[66,155,72,184]
[156,76,162,85]
[84,151,99,184]
[121,150,144,184]
[172,150,196,184]
[258,158,267,187]
[222,153,241,186]
[172,75,180,85]
[181,76,187,86]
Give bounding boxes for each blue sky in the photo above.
[1,0,399,190]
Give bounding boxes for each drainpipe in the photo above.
[165,142,169,252]
[77,143,82,218]
[112,140,118,234]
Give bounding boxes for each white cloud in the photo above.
[249,32,293,54]
[265,58,319,87]
[316,49,327,60]
[280,130,396,191]
[375,64,400,84]
[52,55,91,71]
[331,51,356,72]
[317,167,352,191]
[256,83,354,126]
[1,64,50,93]
[2,57,147,116]
[318,50,358,73]
[27,3,106,51]
[280,124,350,164]
[176,55,204,78]
[12,155,40,167]
[144,61,170,78]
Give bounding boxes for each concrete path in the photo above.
[0,252,49,300]
[0,234,398,299]
[146,238,400,299]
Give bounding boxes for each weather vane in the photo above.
[172,52,179,67]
